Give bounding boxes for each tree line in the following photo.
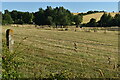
[2,6,120,27]
[2,6,82,28]
[78,10,105,16]
[84,13,120,27]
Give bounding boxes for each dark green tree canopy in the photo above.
[3,13,13,25]
[3,7,120,27]
[98,13,113,27]
[34,8,45,25]
[113,14,120,26]
[2,7,83,26]
[73,15,83,27]
[86,18,97,27]
[84,13,120,27]
[46,16,53,26]
[22,12,33,24]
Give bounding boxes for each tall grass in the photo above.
[2,41,21,79]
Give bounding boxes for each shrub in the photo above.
[48,70,73,80]
[2,42,22,79]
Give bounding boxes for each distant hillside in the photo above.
[72,12,118,23]
[72,13,80,15]
[82,12,118,23]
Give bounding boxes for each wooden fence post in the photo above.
[6,29,14,52]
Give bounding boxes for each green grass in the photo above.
[2,25,119,78]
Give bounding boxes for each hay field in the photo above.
[2,25,119,78]
[82,12,118,23]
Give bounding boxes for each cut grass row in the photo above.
[2,25,119,78]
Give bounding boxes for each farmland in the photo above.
[82,12,118,23]
[2,25,119,78]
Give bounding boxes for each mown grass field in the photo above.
[2,25,119,78]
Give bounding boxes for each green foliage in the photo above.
[44,6,53,17]
[33,6,74,27]
[113,14,120,27]
[2,8,120,27]
[85,13,120,27]
[34,8,45,25]
[73,15,83,27]
[52,6,73,27]
[3,10,34,25]
[10,10,18,22]
[48,70,74,80]
[98,13,113,27]
[15,19,24,25]
[78,10,105,16]
[2,43,21,79]
[98,13,108,27]
[2,13,13,25]
[46,16,53,26]
[22,12,33,24]
[2,6,83,27]
[86,18,97,27]
[107,13,113,26]
[4,10,9,14]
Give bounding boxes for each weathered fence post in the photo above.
[6,29,14,52]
